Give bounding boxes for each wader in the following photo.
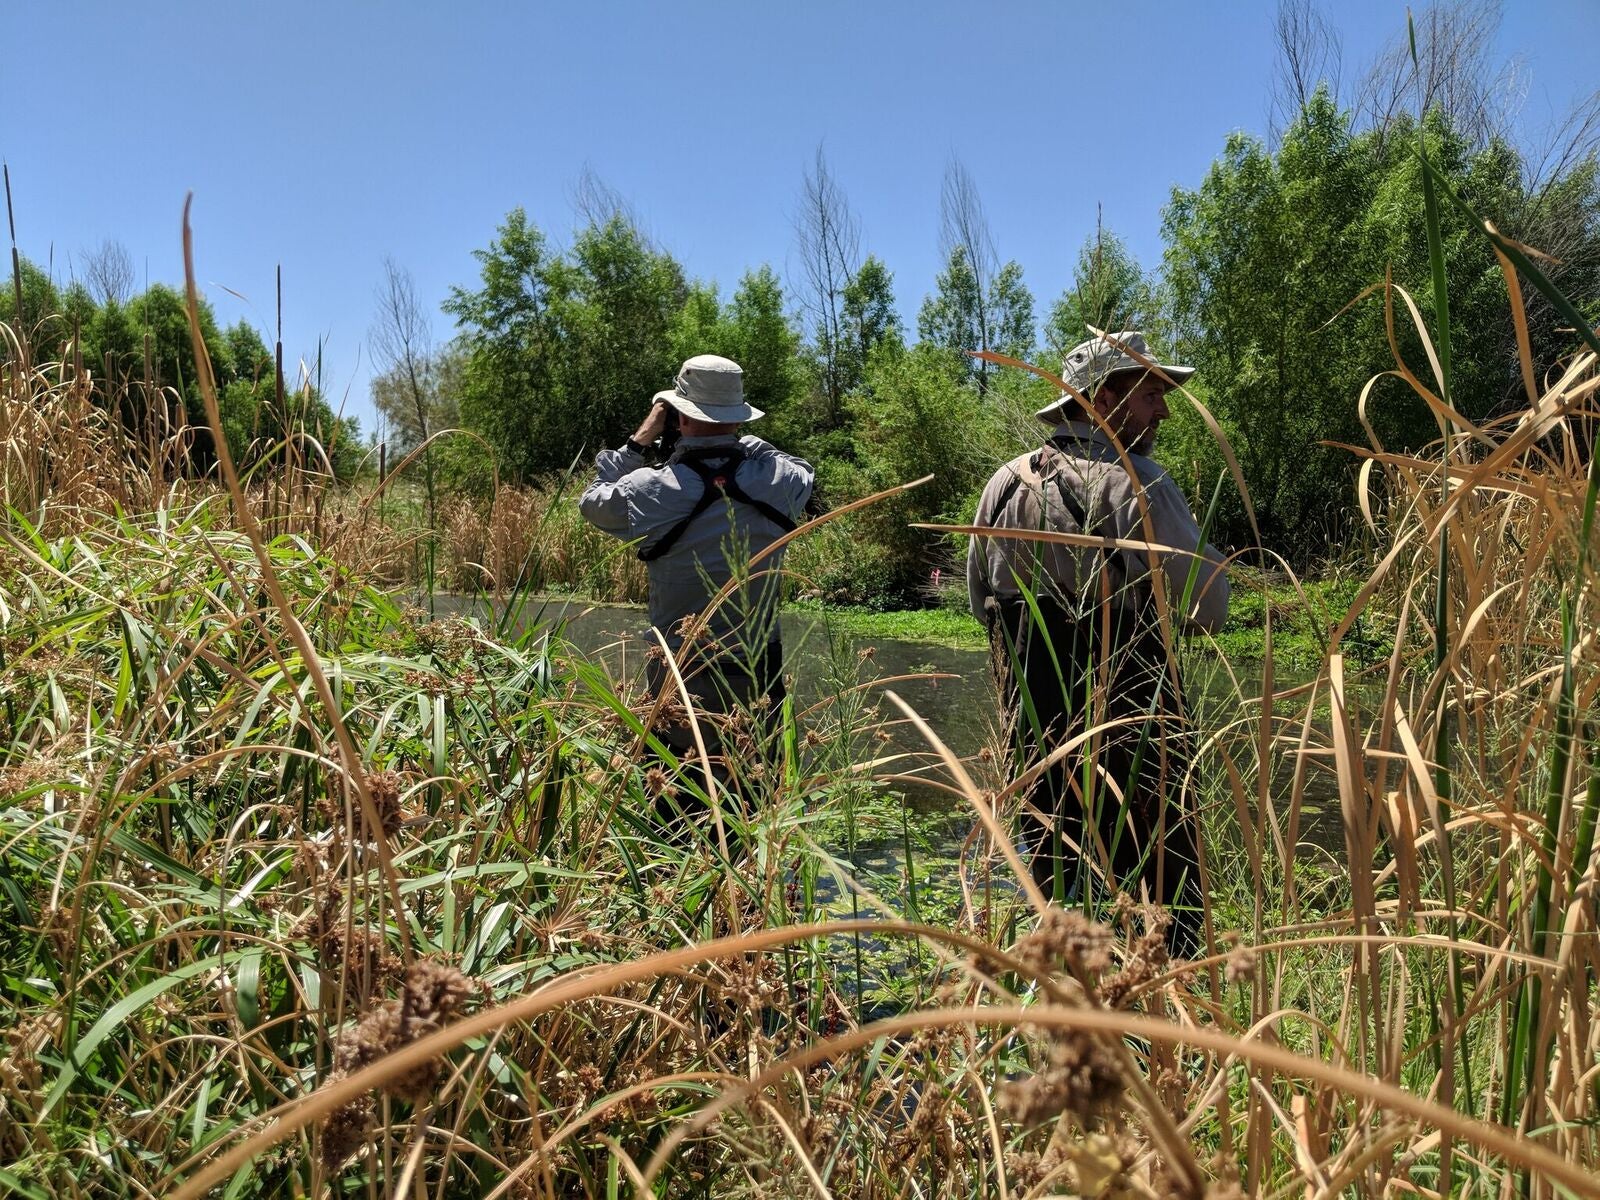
[639,444,794,849]
[982,444,1203,955]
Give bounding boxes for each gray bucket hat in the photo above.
[654,354,764,423]
[1035,330,1195,422]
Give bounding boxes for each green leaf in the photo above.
[41,953,224,1118]
[235,948,262,1032]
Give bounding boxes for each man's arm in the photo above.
[738,435,815,518]
[579,402,674,538]
[1124,465,1230,633]
[577,444,649,537]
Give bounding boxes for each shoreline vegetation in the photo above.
[5,20,1600,1193]
[6,185,1600,1192]
[482,576,1386,666]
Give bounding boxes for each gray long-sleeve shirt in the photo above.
[966,421,1229,633]
[579,433,815,653]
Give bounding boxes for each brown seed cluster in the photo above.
[320,960,475,1171]
[998,1030,1125,1126]
[1012,905,1115,981]
[642,764,676,800]
[360,768,407,839]
[1008,1130,1143,1196]
[1100,906,1172,1009]
[289,884,402,1000]
[1225,944,1257,984]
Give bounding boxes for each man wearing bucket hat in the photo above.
[967,331,1229,954]
[580,354,815,842]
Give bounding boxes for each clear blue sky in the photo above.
[7,1,1596,434]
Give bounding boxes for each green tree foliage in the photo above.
[549,216,687,455]
[990,261,1036,360]
[449,211,805,487]
[916,246,983,364]
[1045,228,1156,358]
[446,210,696,483]
[839,255,903,387]
[804,344,1001,605]
[443,208,561,486]
[1161,90,1600,562]
[724,267,801,417]
[918,247,1036,384]
[371,344,464,456]
[4,258,357,478]
[0,257,60,343]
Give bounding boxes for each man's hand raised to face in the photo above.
[631,400,672,446]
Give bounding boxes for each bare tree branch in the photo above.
[370,257,439,529]
[1270,0,1343,139]
[791,145,860,422]
[571,164,651,245]
[82,237,134,305]
[939,158,997,386]
[1525,89,1600,196]
[1354,0,1508,150]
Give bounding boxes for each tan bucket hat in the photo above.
[1036,330,1195,422]
[654,354,763,423]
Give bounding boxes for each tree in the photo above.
[665,268,801,432]
[989,261,1036,361]
[792,146,861,424]
[724,267,800,418]
[1162,90,1600,563]
[938,159,998,388]
[81,238,134,306]
[370,257,440,528]
[667,280,728,366]
[0,256,61,349]
[843,345,1000,603]
[1353,0,1509,152]
[548,213,687,456]
[108,284,233,443]
[1270,0,1343,142]
[839,254,902,387]
[370,347,462,456]
[917,244,983,366]
[1044,223,1155,357]
[446,208,688,483]
[444,208,561,485]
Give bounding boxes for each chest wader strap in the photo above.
[977,445,1111,587]
[638,446,798,563]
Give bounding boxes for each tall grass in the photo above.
[437,479,647,601]
[1,195,1597,1199]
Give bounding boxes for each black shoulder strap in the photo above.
[720,473,799,535]
[637,446,796,563]
[1039,447,1099,535]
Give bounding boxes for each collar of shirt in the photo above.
[1051,418,1110,445]
[1049,419,1152,467]
[671,434,743,459]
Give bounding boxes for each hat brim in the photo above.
[655,389,763,423]
[1033,362,1196,423]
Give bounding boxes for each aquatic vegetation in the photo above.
[1,189,1598,1197]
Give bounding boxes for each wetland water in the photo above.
[430,596,1347,1006]
[430,596,1345,863]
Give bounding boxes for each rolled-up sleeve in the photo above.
[578,445,647,537]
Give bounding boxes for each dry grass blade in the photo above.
[180,196,413,957]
